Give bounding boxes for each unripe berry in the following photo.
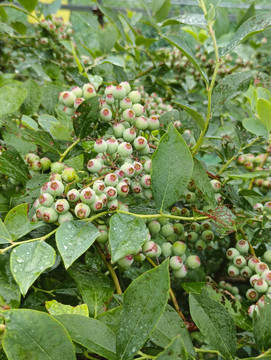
[120,97,132,110]
[67,189,80,202]
[139,144,150,155]
[172,241,186,256]
[43,208,58,223]
[190,222,200,233]
[210,179,221,192]
[228,264,240,276]
[173,223,184,235]
[133,161,143,174]
[128,90,141,103]
[105,93,114,105]
[131,181,143,194]
[123,128,137,142]
[117,142,133,157]
[71,86,83,98]
[94,139,107,153]
[33,198,41,210]
[117,254,134,268]
[169,255,183,270]
[263,250,271,263]
[132,103,145,117]
[48,180,64,196]
[134,253,146,262]
[143,160,151,174]
[122,109,135,123]
[250,274,261,286]
[195,239,207,251]
[83,83,95,92]
[104,173,118,187]
[264,202,271,214]
[87,159,103,173]
[58,211,73,224]
[96,227,109,244]
[143,241,160,258]
[261,270,271,285]
[148,220,161,234]
[104,85,114,95]
[51,162,65,174]
[140,174,151,189]
[90,196,104,211]
[185,192,197,203]
[202,230,214,242]
[80,187,96,204]
[161,242,172,257]
[161,223,174,237]
[201,221,212,230]
[186,255,201,269]
[92,180,105,194]
[226,248,240,260]
[107,199,118,211]
[61,167,77,182]
[147,116,160,130]
[39,193,54,207]
[116,181,129,196]
[74,98,84,111]
[49,173,62,182]
[173,264,188,278]
[257,296,265,309]
[248,256,260,270]
[135,116,148,130]
[143,189,152,200]
[30,160,41,171]
[119,81,131,94]
[36,206,46,220]
[240,266,252,278]
[112,85,126,100]
[187,232,198,242]
[40,157,51,171]
[254,279,268,293]
[54,199,70,214]
[99,107,112,122]
[133,136,147,150]
[62,91,76,107]
[255,262,269,275]
[74,203,91,218]
[236,239,249,254]
[233,255,246,268]
[106,138,118,154]
[105,186,117,200]
[248,304,259,318]
[83,86,96,99]
[113,123,125,138]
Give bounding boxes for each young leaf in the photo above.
[2,309,76,360]
[4,203,42,241]
[0,85,27,117]
[45,300,89,317]
[116,260,170,360]
[10,241,56,296]
[55,314,117,360]
[221,13,271,56]
[68,264,114,318]
[73,96,100,139]
[192,159,216,206]
[109,213,149,263]
[152,0,170,22]
[189,291,237,360]
[242,118,269,139]
[0,219,12,244]
[0,147,29,183]
[56,221,99,269]
[21,128,61,154]
[151,124,193,211]
[17,0,38,12]
[174,101,205,131]
[163,35,209,85]
[154,336,190,359]
[161,14,207,28]
[150,305,195,356]
[253,296,271,350]
[256,98,271,133]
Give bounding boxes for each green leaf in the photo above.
[21,115,39,131]
[151,124,193,211]
[163,35,209,85]
[161,14,207,28]
[21,128,61,154]
[2,309,76,360]
[159,110,180,127]
[244,85,257,113]
[97,24,118,54]
[192,159,216,206]
[174,101,205,131]
[0,280,21,308]
[17,0,38,12]
[4,204,42,241]
[68,264,114,318]
[253,296,271,350]
[221,13,271,56]
[101,55,124,68]
[56,221,99,269]
[152,0,170,22]
[189,291,236,360]
[41,83,63,114]
[214,8,230,38]
[116,260,170,360]
[20,79,41,115]
[38,114,59,134]
[181,282,206,295]
[45,300,89,317]
[10,241,56,296]
[154,336,190,359]
[257,98,271,133]
[98,4,126,40]
[0,147,29,183]
[65,154,84,171]
[97,307,121,333]
[227,171,269,179]
[55,314,117,360]
[150,305,195,356]
[73,96,100,139]
[0,85,27,117]
[109,213,149,263]
[43,0,62,18]
[242,118,269,139]
[235,4,255,31]
[135,35,156,47]
[212,71,254,111]
[50,122,72,141]
[0,219,12,244]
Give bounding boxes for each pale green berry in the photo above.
[187,232,198,242]
[49,173,62,182]
[90,197,104,212]
[123,109,135,123]
[120,97,132,110]
[92,180,105,194]
[94,139,107,153]
[161,223,174,237]
[233,255,246,268]
[133,136,147,150]
[96,227,108,244]
[74,203,90,218]
[143,189,152,200]
[104,84,114,95]
[255,262,269,275]
[42,208,58,223]
[133,161,143,174]
[134,253,146,262]
[210,179,221,192]
[202,230,214,242]
[142,241,160,258]
[128,90,141,103]
[161,242,172,257]
[100,108,112,122]
[113,84,126,100]
[105,186,117,200]
[80,187,96,204]
[254,279,268,293]
[240,266,252,278]
[51,162,65,174]
[106,138,118,154]
[104,173,118,187]
[54,199,70,214]
[246,288,259,302]
[169,255,183,270]
[250,274,261,286]
[39,193,54,207]
[195,240,206,251]
[83,83,95,92]
[117,142,133,157]
[67,189,80,202]
[248,256,261,270]
[119,81,131,94]
[113,123,125,138]
[172,241,186,256]
[190,222,201,233]
[140,174,151,189]
[144,159,151,173]
[58,211,74,224]
[62,91,76,107]
[132,103,145,117]
[117,254,134,268]
[148,220,161,234]
[173,265,188,278]
[135,116,148,130]
[123,127,137,142]
[261,270,271,285]
[263,250,271,263]
[105,93,114,105]
[87,159,102,173]
[186,255,201,269]
[83,86,96,99]
[116,181,129,196]
[61,167,77,182]
[40,157,51,171]
[71,86,83,97]
[148,116,160,130]
[173,223,184,235]
[120,163,135,178]
[36,206,46,220]
[228,264,240,276]
[226,248,239,260]
[236,239,249,254]
[48,180,64,196]
[107,199,118,210]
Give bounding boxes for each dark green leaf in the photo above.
[55,314,116,360]
[153,0,170,22]
[192,159,216,206]
[10,241,56,296]
[73,96,100,139]
[97,307,121,333]
[151,124,193,211]
[0,279,21,308]
[221,13,271,56]
[181,282,206,294]
[253,296,271,350]
[0,147,29,182]
[159,110,180,127]
[0,219,12,244]
[56,221,99,269]
[161,14,207,28]
[235,4,255,31]
[98,4,126,40]
[154,336,190,359]
[21,128,61,154]
[0,85,27,117]
[189,291,236,360]
[174,101,205,131]
[116,260,170,360]
[17,0,38,12]
[163,35,209,85]
[69,264,114,318]
[109,213,149,263]
[20,79,41,115]
[2,309,76,360]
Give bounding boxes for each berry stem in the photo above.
[59,138,81,163]
[117,209,208,222]
[95,243,122,295]
[146,258,186,321]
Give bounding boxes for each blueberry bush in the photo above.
[1,0,271,359]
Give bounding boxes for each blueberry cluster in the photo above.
[136,85,173,117]
[24,153,52,174]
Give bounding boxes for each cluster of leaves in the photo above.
[1,0,271,359]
